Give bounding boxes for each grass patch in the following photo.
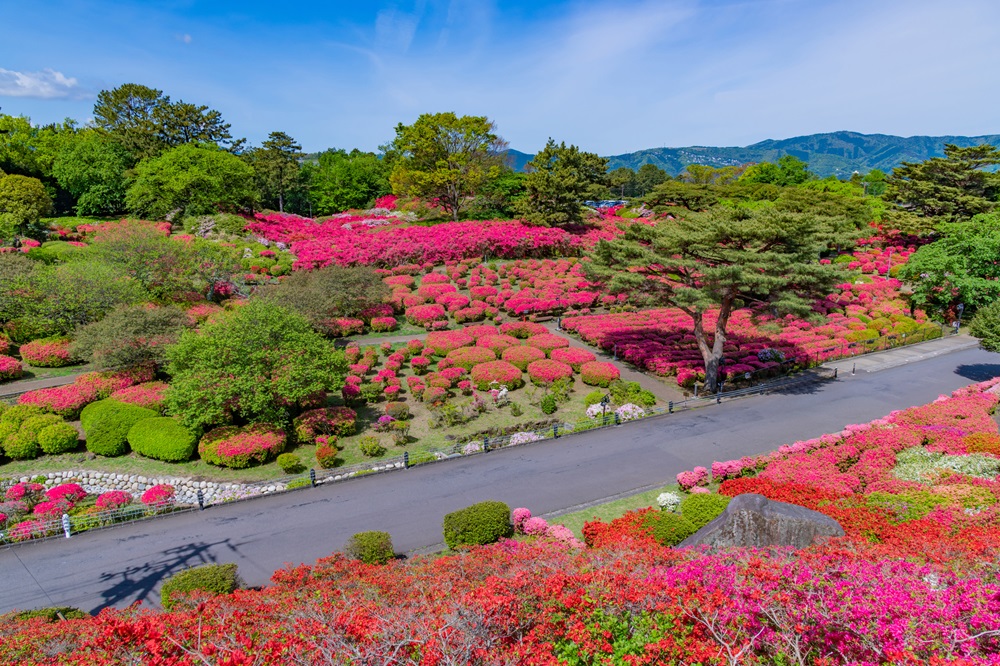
[16,362,91,382]
[548,483,680,538]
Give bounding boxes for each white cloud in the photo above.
[178,33,193,44]
[0,67,90,100]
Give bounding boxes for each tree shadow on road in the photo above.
[954,364,1000,382]
[91,538,246,614]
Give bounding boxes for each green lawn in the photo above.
[548,483,680,538]
[16,362,91,382]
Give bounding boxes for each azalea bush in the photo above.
[469,360,523,391]
[19,338,75,367]
[0,354,23,381]
[198,424,287,469]
[526,359,574,386]
[579,360,620,387]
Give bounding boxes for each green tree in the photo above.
[245,132,304,213]
[740,155,813,187]
[898,213,1000,317]
[642,180,718,213]
[165,300,346,430]
[969,300,1000,352]
[126,143,257,220]
[681,164,743,186]
[26,262,148,337]
[389,112,508,221]
[467,168,526,218]
[51,131,131,216]
[72,304,190,370]
[304,149,390,215]
[517,139,608,226]
[635,163,669,195]
[861,169,887,197]
[0,174,53,240]
[608,167,638,198]
[886,144,1000,221]
[258,265,390,335]
[588,206,844,391]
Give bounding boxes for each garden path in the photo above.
[541,320,686,403]
[0,373,82,399]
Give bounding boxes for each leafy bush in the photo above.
[359,436,386,457]
[293,407,357,443]
[1,404,46,427]
[964,432,1000,455]
[316,441,340,469]
[580,361,621,388]
[276,453,304,474]
[608,380,656,407]
[199,424,286,468]
[442,500,513,549]
[648,512,697,546]
[500,344,546,370]
[81,400,158,457]
[0,354,23,381]
[4,607,88,622]
[160,563,242,611]
[20,414,62,438]
[445,346,496,371]
[4,430,41,460]
[469,360,523,391]
[384,402,410,420]
[526,359,573,386]
[679,493,731,530]
[970,300,1000,352]
[127,417,197,462]
[583,390,606,406]
[37,422,80,455]
[540,394,557,414]
[71,305,190,371]
[19,338,75,367]
[344,531,395,565]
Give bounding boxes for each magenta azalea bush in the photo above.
[0,354,23,382]
[579,361,621,387]
[140,484,175,507]
[199,424,287,469]
[19,338,75,367]
[549,346,595,370]
[500,344,546,370]
[95,490,133,511]
[526,359,574,386]
[469,361,524,391]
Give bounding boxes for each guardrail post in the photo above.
[553,424,560,438]
[309,468,317,488]
[403,451,410,469]
[483,437,490,452]
[852,362,856,376]
[834,368,838,379]
[668,401,673,414]
[716,392,722,404]
[62,513,71,539]
[614,413,621,426]
[197,490,205,510]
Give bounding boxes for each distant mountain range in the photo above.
[506,131,1000,178]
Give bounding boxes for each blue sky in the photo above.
[2,0,999,155]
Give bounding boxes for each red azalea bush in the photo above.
[524,333,571,355]
[579,361,621,387]
[199,424,287,468]
[18,367,153,419]
[462,324,499,339]
[109,382,169,412]
[293,407,357,442]
[0,354,23,381]
[46,483,86,504]
[526,359,574,386]
[95,490,133,511]
[140,484,175,507]
[500,344,546,370]
[476,334,520,356]
[445,346,497,371]
[405,304,447,327]
[499,321,548,339]
[424,330,474,356]
[369,316,398,332]
[549,346,596,370]
[469,360,523,391]
[19,338,75,367]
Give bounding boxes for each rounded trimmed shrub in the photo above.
[20,414,62,438]
[499,321,547,339]
[0,354,23,382]
[462,324,499,339]
[500,345,546,370]
[1,404,46,427]
[526,359,574,386]
[276,453,304,473]
[316,441,340,469]
[19,338,75,367]
[679,493,731,530]
[445,346,497,371]
[476,334,520,356]
[82,400,158,457]
[109,382,169,412]
[344,530,395,565]
[442,500,513,549]
[580,361,621,388]
[524,333,571,355]
[469,360,523,391]
[37,423,80,455]
[160,563,242,611]
[127,417,198,462]
[424,330,474,356]
[199,424,286,468]
[649,512,697,546]
[4,430,41,460]
[550,346,596,371]
[359,436,386,457]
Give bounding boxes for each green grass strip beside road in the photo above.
[548,483,680,538]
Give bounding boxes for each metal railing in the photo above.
[0,501,188,545]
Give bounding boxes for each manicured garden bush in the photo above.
[608,380,655,407]
[199,424,286,468]
[405,304,447,327]
[0,355,23,381]
[160,563,242,611]
[109,382,169,412]
[648,511,697,546]
[359,436,386,457]
[476,334,520,356]
[20,414,62,438]
[276,453,304,473]
[442,500,513,549]
[95,490,133,511]
[36,422,80,455]
[344,531,395,565]
[679,493,731,530]
[315,439,340,469]
[19,338,75,367]
[525,333,570,355]
[140,484,175,507]
[469,360,523,391]
[499,321,547,338]
[580,361,621,387]
[549,346,595,370]
[526,359,574,386]
[127,417,198,462]
[500,345,546,370]
[293,407,357,443]
[1,404,46,427]
[81,400,158,457]
[445,346,496,371]
[369,316,398,332]
[4,430,41,460]
[424,330,474,356]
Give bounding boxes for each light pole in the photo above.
[956,303,965,334]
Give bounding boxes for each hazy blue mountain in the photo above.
[600,131,1000,178]
[503,149,534,172]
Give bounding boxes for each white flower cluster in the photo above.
[586,403,609,419]
[614,403,646,422]
[509,431,543,446]
[657,491,681,511]
[892,447,1000,483]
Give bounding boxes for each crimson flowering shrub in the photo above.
[0,354,23,381]
[95,490,133,511]
[19,338,75,367]
[199,424,287,468]
[368,316,398,332]
[469,360,523,391]
[424,330,473,356]
[549,346,595,370]
[292,407,357,442]
[140,484,175,507]
[499,321,548,339]
[109,381,169,412]
[405,303,447,327]
[462,324,499,339]
[526,359,574,386]
[524,333,570,355]
[445,346,496,371]
[46,483,86,504]
[579,360,621,387]
[475,334,519,356]
[500,344,546,370]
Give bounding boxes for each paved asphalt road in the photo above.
[2,347,999,615]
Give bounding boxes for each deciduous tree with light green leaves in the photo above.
[165,300,346,431]
[0,173,53,240]
[389,112,508,222]
[517,139,608,226]
[51,130,131,216]
[588,206,845,391]
[304,149,390,215]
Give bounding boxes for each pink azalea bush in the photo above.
[469,361,524,391]
[19,338,75,367]
[0,355,23,381]
[140,484,175,508]
[526,359,574,386]
[95,490,133,511]
[109,381,169,412]
[549,346,595,370]
[579,361,621,387]
[500,344,547,370]
[199,424,287,468]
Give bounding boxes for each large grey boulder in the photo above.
[678,493,844,548]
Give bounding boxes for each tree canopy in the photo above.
[244,131,304,213]
[71,304,191,371]
[0,174,52,240]
[886,144,1000,221]
[51,130,131,216]
[517,139,608,226]
[304,149,390,215]
[389,112,508,221]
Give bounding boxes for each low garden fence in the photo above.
[0,501,189,545]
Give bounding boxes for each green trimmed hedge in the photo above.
[127,417,197,462]
[648,512,697,546]
[679,493,731,530]
[81,399,158,457]
[160,563,242,611]
[442,500,513,549]
[37,422,80,455]
[344,531,395,565]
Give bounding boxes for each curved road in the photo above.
[2,347,998,615]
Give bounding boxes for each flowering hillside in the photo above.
[3,380,1000,664]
